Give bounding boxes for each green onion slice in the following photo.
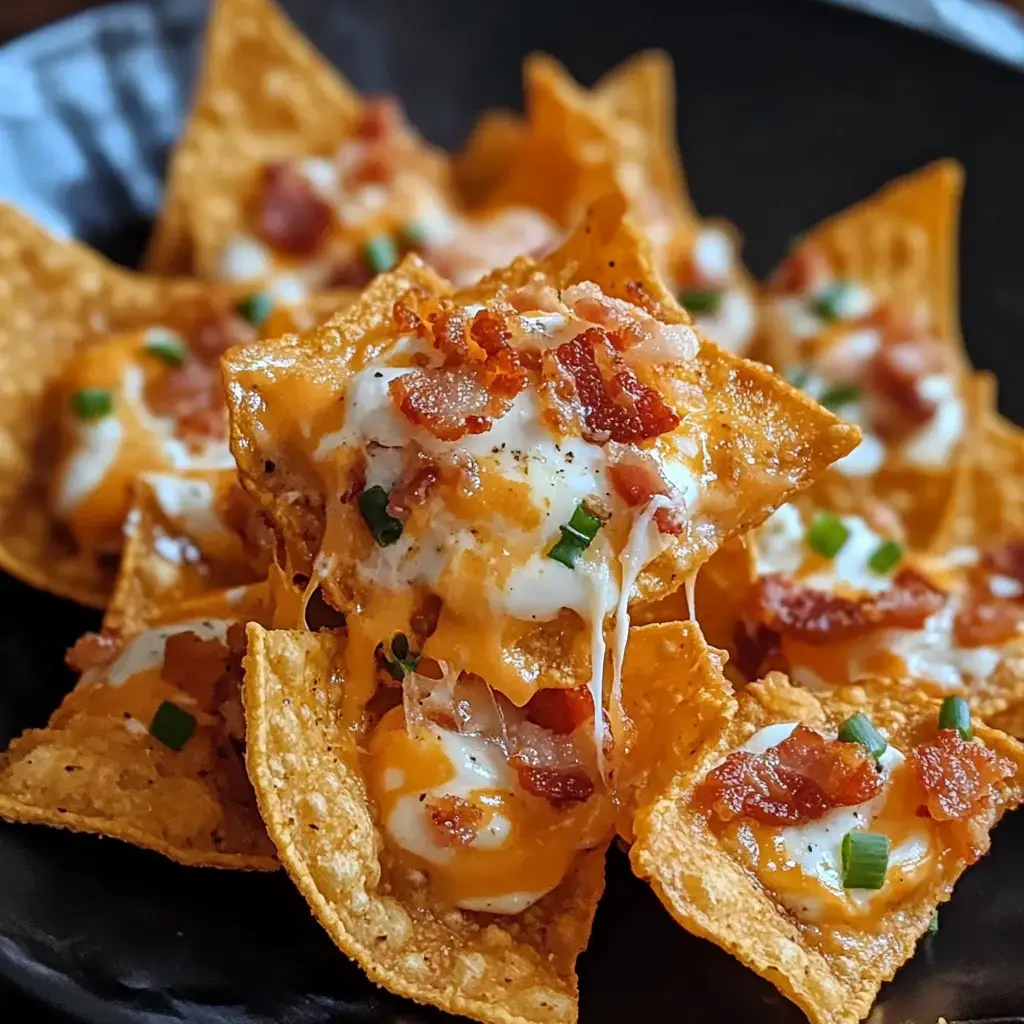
[927,909,940,935]
[837,712,887,762]
[809,281,854,323]
[841,831,890,890]
[818,383,862,411]
[236,291,275,327]
[149,700,197,751]
[807,511,850,559]
[547,501,607,569]
[938,694,972,740]
[384,632,421,680]
[71,387,114,421]
[358,486,403,547]
[678,288,723,315]
[868,540,903,575]
[363,234,398,274]
[144,328,189,367]
[400,220,431,249]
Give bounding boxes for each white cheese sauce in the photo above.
[900,375,964,467]
[54,415,125,518]
[145,474,225,543]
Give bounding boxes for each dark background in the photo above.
[1,1,1024,1022]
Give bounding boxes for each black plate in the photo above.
[2,1,1024,1021]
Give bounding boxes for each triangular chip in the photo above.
[244,623,606,1024]
[0,204,339,606]
[0,475,275,868]
[225,191,856,716]
[453,109,528,208]
[622,627,1024,1024]
[145,0,365,275]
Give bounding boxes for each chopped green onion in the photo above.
[938,695,972,740]
[868,540,903,575]
[149,700,196,751]
[837,712,887,762]
[144,328,189,367]
[807,511,850,559]
[547,501,607,569]
[786,366,811,390]
[840,831,890,890]
[400,220,431,249]
[358,486,403,547]
[363,234,398,274]
[818,383,862,411]
[236,291,275,327]
[927,909,940,935]
[809,281,855,323]
[384,632,420,680]
[678,288,723,315]
[71,388,113,421]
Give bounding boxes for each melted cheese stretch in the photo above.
[725,722,933,922]
[53,332,233,554]
[753,504,1021,692]
[366,707,597,913]
[317,322,702,714]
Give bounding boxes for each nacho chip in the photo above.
[454,109,528,208]
[0,204,340,606]
[244,623,605,1024]
[623,628,1024,1024]
[225,191,856,717]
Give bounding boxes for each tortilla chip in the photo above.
[225,190,858,627]
[624,635,1024,1024]
[244,623,606,1023]
[0,204,343,607]
[145,0,362,275]
[454,109,528,208]
[0,461,276,867]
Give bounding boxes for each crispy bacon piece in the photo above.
[955,595,1023,647]
[148,359,223,422]
[732,620,783,681]
[191,313,257,363]
[524,686,594,735]
[753,569,946,644]
[327,256,374,289]
[697,724,883,826]
[769,244,831,295]
[985,541,1024,588]
[426,794,483,847]
[65,632,119,674]
[911,729,1014,864]
[556,327,680,444]
[507,720,596,809]
[869,338,951,439]
[258,162,332,257]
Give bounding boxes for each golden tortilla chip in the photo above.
[454,109,527,208]
[228,190,860,638]
[0,204,341,607]
[244,623,606,1023]
[145,0,362,275]
[623,630,1024,1024]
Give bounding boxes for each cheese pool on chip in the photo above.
[619,624,1024,1024]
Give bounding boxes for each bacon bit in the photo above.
[162,631,232,706]
[607,446,685,536]
[911,729,1014,864]
[327,256,374,289]
[191,314,257,363]
[426,794,483,847]
[865,302,924,344]
[178,407,229,444]
[955,595,1023,647]
[148,359,223,421]
[385,464,439,522]
[258,162,332,257]
[984,541,1024,588]
[392,294,430,338]
[769,244,831,295]
[389,366,518,441]
[696,724,883,826]
[753,569,946,644]
[869,338,951,439]
[355,96,406,141]
[509,756,595,809]
[525,686,594,735]
[556,327,680,444]
[732,620,783,681]
[66,632,119,673]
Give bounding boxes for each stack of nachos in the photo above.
[0,1,1022,1022]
